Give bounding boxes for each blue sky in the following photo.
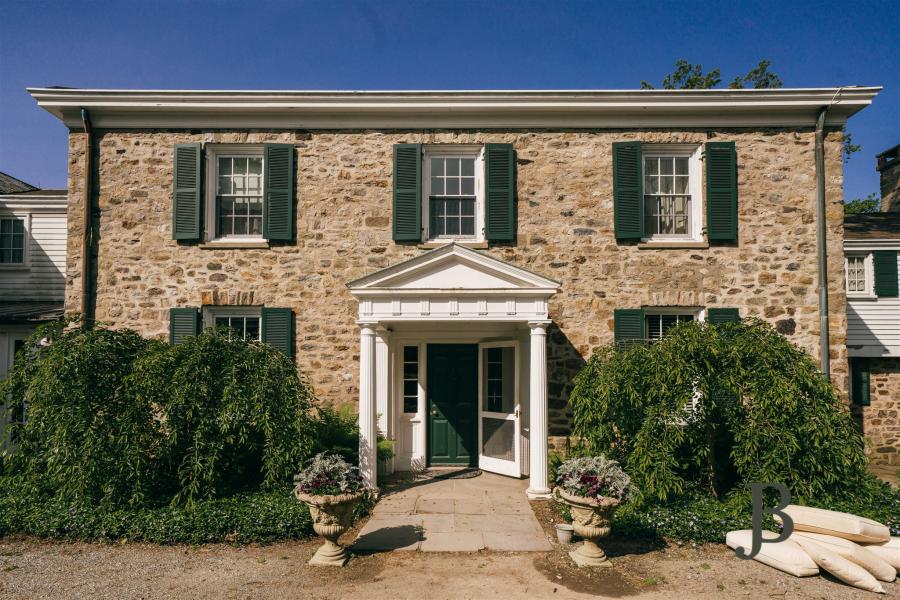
[1,0,897,200]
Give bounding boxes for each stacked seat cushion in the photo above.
[725,530,818,577]
[793,536,885,593]
[864,537,900,572]
[791,531,895,582]
[775,505,890,543]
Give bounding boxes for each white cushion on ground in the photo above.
[793,537,885,594]
[774,505,890,543]
[725,529,819,577]
[863,537,900,572]
[792,531,895,582]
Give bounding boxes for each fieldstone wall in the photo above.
[855,358,900,465]
[65,127,849,436]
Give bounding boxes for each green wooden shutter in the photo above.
[263,143,295,241]
[614,308,645,343]
[169,308,200,345]
[873,250,899,297]
[485,143,516,242]
[851,358,871,406]
[707,308,740,324]
[613,142,643,240]
[262,307,294,357]
[392,144,422,242]
[706,141,738,242]
[172,143,202,241]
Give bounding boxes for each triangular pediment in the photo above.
[348,244,559,291]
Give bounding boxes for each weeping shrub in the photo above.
[135,328,316,505]
[1,325,317,508]
[1,323,164,507]
[569,318,869,504]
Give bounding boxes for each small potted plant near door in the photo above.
[294,453,369,566]
[554,455,632,568]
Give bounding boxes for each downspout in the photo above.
[815,106,830,378]
[80,108,94,329]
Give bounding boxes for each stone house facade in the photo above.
[30,87,879,493]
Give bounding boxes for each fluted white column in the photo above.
[527,321,551,498]
[358,323,377,488]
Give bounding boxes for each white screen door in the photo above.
[477,341,520,477]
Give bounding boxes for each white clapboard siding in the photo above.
[0,212,67,301]
[846,252,900,357]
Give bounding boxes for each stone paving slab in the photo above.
[420,531,485,552]
[353,515,423,552]
[353,472,550,553]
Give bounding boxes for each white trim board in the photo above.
[28,87,880,129]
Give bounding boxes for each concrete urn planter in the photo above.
[294,489,366,566]
[555,487,620,568]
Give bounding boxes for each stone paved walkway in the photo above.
[352,472,553,552]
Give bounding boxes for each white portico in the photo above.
[348,244,559,497]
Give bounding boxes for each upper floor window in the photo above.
[845,253,874,298]
[205,145,264,243]
[217,156,263,237]
[0,218,26,265]
[642,145,702,242]
[424,147,484,243]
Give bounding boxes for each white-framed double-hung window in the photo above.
[205,145,264,242]
[644,308,701,340]
[845,253,874,298]
[642,145,702,241]
[424,147,484,242]
[203,307,262,341]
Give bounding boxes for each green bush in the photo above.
[569,319,869,503]
[0,475,311,544]
[1,324,164,507]
[135,329,316,504]
[1,326,317,508]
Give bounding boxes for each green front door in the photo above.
[427,344,477,466]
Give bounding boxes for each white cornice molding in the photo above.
[27,87,881,129]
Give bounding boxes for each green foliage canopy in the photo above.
[569,319,869,504]
[1,326,317,508]
[844,193,881,214]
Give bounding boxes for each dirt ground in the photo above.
[0,502,896,600]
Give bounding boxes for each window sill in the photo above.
[199,240,270,249]
[638,241,709,250]
[418,241,488,250]
[847,293,877,301]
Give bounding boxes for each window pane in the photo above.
[431,158,444,176]
[675,175,689,194]
[675,157,689,175]
[218,176,232,194]
[645,177,659,194]
[404,362,418,379]
[247,157,262,175]
[11,249,23,264]
[660,177,673,194]
[660,158,673,175]
[245,318,261,340]
[404,380,418,397]
[404,346,418,362]
[644,158,658,175]
[460,199,475,216]
[461,178,475,195]
[233,215,248,235]
[446,158,459,176]
[431,177,444,195]
[461,217,475,236]
[446,178,459,195]
[218,157,232,175]
[446,216,459,235]
[0,249,10,264]
[234,157,248,175]
[461,158,474,177]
